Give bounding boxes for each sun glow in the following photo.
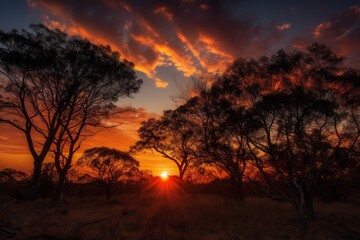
[160,171,168,180]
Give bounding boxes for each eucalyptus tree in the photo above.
[223,44,360,235]
[0,168,27,184]
[0,24,142,199]
[181,86,249,199]
[178,44,359,235]
[133,109,200,180]
[78,147,139,199]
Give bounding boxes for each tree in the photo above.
[181,83,249,199]
[39,162,57,198]
[132,109,200,180]
[135,170,154,182]
[184,164,224,185]
[77,147,140,199]
[222,44,360,235]
[175,43,359,235]
[50,107,137,204]
[0,168,27,184]
[246,88,359,235]
[0,24,142,199]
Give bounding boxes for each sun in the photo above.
[160,171,168,180]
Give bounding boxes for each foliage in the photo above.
[132,109,200,180]
[160,43,360,235]
[207,43,360,235]
[0,24,142,199]
[184,164,224,185]
[77,147,140,198]
[0,168,27,184]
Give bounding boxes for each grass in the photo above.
[0,180,359,240]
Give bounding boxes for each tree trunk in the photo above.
[305,194,315,220]
[229,178,245,200]
[235,179,245,200]
[106,187,112,199]
[29,160,42,200]
[294,190,308,237]
[179,168,185,181]
[52,171,67,204]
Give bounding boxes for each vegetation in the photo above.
[0,183,359,240]
[0,24,142,200]
[78,147,140,199]
[133,109,200,180]
[0,168,27,184]
[0,23,359,238]
[132,44,360,235]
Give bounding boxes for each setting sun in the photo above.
[160,171,168,180]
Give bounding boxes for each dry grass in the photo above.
[0,180,359,240]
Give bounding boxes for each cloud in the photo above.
[291,5,360,67]
[154,77,169,88]
[313,21,331,37]
[276,23,291,31]
[0,124,31,155]
[28,0,283,87]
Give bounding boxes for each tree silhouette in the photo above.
[0,168,27,184]
[170,43,359,235]
[179,81,249,199]
[0,24,142,199]
[222,44,360,235]
[184,164,224,185]
[78,147,139,199]
[133,109,200,180]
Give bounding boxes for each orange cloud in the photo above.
[276,23,291,31]
[154,6,173,21]
[313,21,331,37]
[27,0,281,88]
[154,77,169,88]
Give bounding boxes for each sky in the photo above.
[1,0,360,176]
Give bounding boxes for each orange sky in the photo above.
[0,109,178,177]
[1,0,360,177]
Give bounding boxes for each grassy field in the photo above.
[1,179,359,240]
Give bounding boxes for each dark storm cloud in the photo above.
[28,0,284,87]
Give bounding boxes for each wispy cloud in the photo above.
[276,23,291,31]
[292,5,360,67]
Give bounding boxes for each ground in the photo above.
[0,179,359,240]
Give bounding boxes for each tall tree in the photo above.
[182,88,249,199]
[177,43,359,235]
[0,24,142,199]
[223,44,360,235]
[77,147,140,199]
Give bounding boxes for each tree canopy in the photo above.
[0,24,142,199]
[135,43,360,235]
[133,109,200,180]
[78,147,140,199]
